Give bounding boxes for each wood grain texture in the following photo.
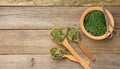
[0,30,119,54]
[0,6,119,69]
[0,0,119,6]
[0,7,119,29]
[0,54,119,69]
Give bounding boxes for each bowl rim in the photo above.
[80,7,114,40]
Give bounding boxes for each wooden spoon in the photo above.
[50,47,89,65]
[51,28,91,69]
[62,38,91,69]
[66,27,96,61]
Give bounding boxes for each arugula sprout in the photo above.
[51,28,65,45]
[67,26,81,42]
[50,48,66,60]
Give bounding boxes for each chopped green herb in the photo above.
[84,10,107,36]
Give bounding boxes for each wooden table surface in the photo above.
[0,6,119,69]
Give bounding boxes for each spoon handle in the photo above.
[63,54,78,62]
[62,38,91,69]
[79,43,96,61]
[63,54,90,65]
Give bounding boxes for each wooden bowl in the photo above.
[80,7,114,40]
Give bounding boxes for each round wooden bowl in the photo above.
[80,7,114,40]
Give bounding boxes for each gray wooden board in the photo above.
[0,54,119,69]
[0,7,119,29]
[0,0,120,6]
[0,30,119,54]
[0,7,119,69]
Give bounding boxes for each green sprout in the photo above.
[51,28,65,45]
[67,26,81,42]
[50,48,66,60]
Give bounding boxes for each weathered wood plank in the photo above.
[0,6,119,69]
[0,30,119,54]
[0,7,119,29]
[0,54,119,69]
[0,0,119,6]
